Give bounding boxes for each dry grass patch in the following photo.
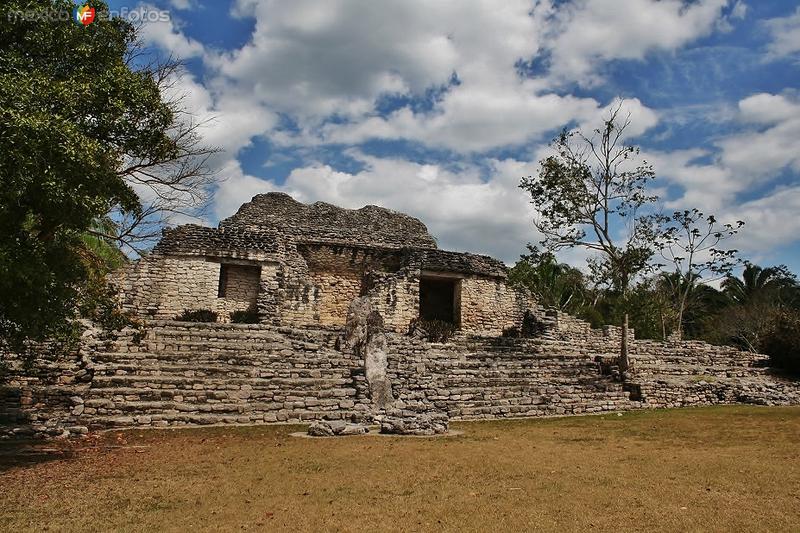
[1,405,799,532]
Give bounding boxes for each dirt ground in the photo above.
[1,405,799,532]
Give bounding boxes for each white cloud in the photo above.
[136,4,204,59]
[143,1,730,155]
[209,0,685,153]
[724,186,800,253]
[169,0,195,10]
[646,92,800,254]
[765,6,800,57]
[541,0,731,84]
[318,87,603,152]
[718,93,800,177]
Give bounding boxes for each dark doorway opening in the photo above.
[419,277,460,325]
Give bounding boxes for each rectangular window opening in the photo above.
[419,277,461,325]
[217,264,229,298]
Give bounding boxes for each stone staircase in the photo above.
[388,335,637,420]
[77,322,371,429]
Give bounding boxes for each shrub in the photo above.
[502,326,520,338]
[175,309,218,323]
[502,311,546,338]
[408,318,456,343]
[761,310,800,377]
[230,309,259,324]
[520,310,547,337]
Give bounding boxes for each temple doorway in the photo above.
[419,276,461,325]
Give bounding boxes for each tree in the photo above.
[660,209,743,339]
[520,104,662,294]
[654,271,727,340]
[508,246,587,313]
[0,1,215,355]
[722,263,797,307]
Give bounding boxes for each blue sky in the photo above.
[111,0,800,273]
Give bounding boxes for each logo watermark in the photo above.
[7,6,171,25]
[74,5,95,26]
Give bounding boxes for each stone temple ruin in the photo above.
[2,192,800,438]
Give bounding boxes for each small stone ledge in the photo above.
[306,419,370,437]
[377,409,449,436]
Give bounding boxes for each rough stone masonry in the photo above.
[1,193,799,438]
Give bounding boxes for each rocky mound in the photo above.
[220,192,438,249]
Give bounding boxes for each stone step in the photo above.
[91,366,358,381]
[436,382,626,394]
[91,351,359,367]
[418,364,604,377]
[88,374,355,390]
[83,408,356,429]
[79,396,360,414]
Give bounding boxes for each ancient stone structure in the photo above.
[2,193,799,438]
[116,192,528,335]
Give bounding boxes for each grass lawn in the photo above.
[1,405,799,532]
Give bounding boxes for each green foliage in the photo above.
[508,246,587,314]
[0,1,210,356]
[660,209,743,337]
[520,105,663,292]
[722,263,797,307]
[230,309,260,324]
[761,310,800,376]
[409,318,456,343]
[175,309,218,323]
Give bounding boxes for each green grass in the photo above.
[1,405,799,532]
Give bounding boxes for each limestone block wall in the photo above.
[120,255,221,318]
[216,264,261,318]
[120,255,278,321]
[279,244,408,328]
[459,277,532,336]
[311,272,363,326]
[364,268,421,333]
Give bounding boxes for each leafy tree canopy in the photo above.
[0,1,212,355]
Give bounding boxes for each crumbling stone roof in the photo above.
[417,249,508,278]
[154,225,279,256]
[219,192,438,249]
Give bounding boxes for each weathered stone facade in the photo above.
[2,193,799,438]
[116,192,527,335]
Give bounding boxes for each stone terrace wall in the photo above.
[1,322,373,437]
[386,335,637,419]
[626,339,800,408]
[3,318,799,438]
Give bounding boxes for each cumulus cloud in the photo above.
[540,0,731,84]
[765,7,800,57]
[718,93,800,178]
[139,1,731,154]
[723,186,800,253]
[136,4,205,59]
[646,92,800,254]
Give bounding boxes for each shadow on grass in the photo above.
[0,438,76,473]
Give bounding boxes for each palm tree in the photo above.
[509,247,587,313]
[722,263,797,307]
